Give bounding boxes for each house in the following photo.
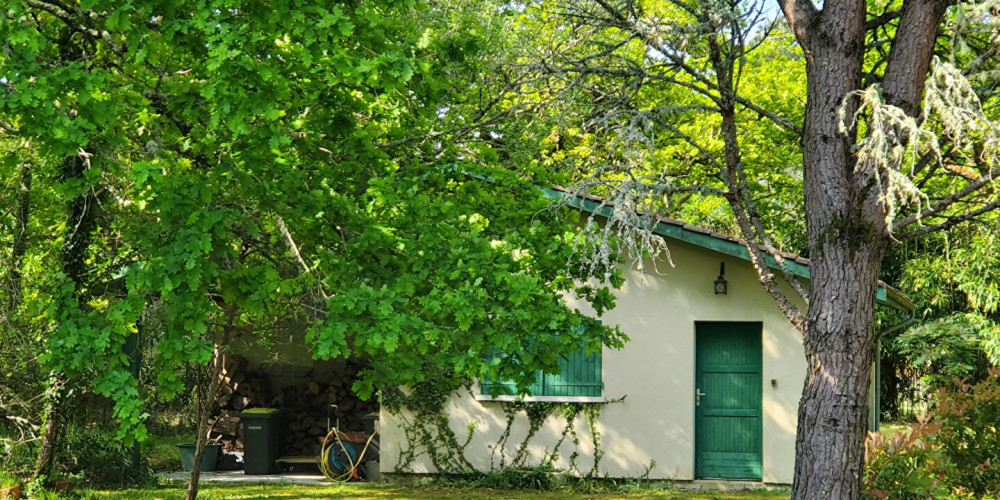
[377,187,914,484]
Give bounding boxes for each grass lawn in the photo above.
[877,422,909,439]
[90,483,789,500]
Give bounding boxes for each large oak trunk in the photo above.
[792,245,886,499]
[791,1,888,498]
[787,0,949,496]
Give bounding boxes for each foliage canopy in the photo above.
[0,0,623,446]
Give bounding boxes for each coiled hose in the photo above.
[319,428,378,481]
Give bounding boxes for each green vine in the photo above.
[381,382,477,473]
[383,384,624,478]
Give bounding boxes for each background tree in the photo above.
[877,214,1000,419]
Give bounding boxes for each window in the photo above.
[477,338,603,402]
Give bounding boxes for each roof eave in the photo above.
[547,187,811,278]
[546,187,915,313]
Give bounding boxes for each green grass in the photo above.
[86,483,788,500]
[878,422,910,439]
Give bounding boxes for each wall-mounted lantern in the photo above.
[714,262,728,295]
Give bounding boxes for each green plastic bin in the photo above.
[241,408,284,474]
[177,443,221,472]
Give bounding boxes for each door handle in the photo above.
[696,388,706,406]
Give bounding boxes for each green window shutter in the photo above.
[542,345,602,397]
[481,321,604,398]
[542,322,603,397]
[480,347,543,396]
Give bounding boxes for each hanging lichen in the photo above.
[838,58,1000,231]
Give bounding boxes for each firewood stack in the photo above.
[210,356,379,458]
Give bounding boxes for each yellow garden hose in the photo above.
[319,428,379,482]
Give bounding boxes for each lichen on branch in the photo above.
[839,59,1000,231]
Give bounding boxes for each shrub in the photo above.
[0,470,20,488]
[476,464,555,490]
[27,491,63,500]
[22,487,97,500]
[933,370,1000,495]
[58,424,156,489]
[0,422,41,476]
[867,369,1000,498]
[863,416,951,500]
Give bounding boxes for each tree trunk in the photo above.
[792,243,887,499]
[8,160,32,309]
[34,155,95,480]
[34,378,63,478]
[185,344,224,500]
[788,0,950,496]
[791,1,887,497]
[186,308,235,500]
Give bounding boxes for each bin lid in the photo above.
[241,408,280,415]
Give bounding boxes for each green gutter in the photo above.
[879,310,918,337]
[881,286,917,313]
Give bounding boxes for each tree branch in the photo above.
[777,0,819,53]
[276,217,331,301]
[23,0,114,45]
[646,114,726,171]
[896,198,1000,240]
[736,164,811,304]
[865,10,900,31]
[893,166,1000,229]
[880,0,954,116]
[586,0,803,135]
[707,28,807,333]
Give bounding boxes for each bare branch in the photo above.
[896,198,1000,240]
[726,189,808,333]
[646,113,726,171]
[276,217,330,301]
[655,48,804,134]
[736,164,811,304]
[707,23,807,332]
[583,0,803,135]
[5,415,39,433]
[893,166,1000,229]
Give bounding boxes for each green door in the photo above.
[695,322,763,480]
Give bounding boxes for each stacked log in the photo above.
[210,357,379,458]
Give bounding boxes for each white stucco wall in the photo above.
[379,239,808,484]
